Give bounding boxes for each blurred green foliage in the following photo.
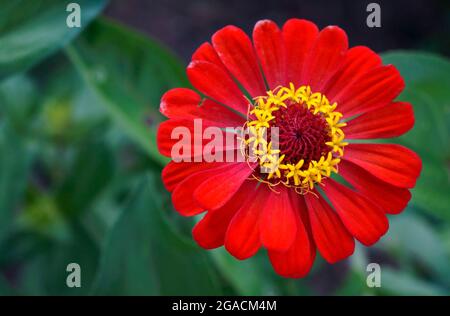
[0,1,449,296]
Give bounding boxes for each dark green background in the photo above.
[0,0,449,295]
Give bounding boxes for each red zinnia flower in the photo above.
[157,19,422,278]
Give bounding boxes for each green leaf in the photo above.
[382,51,450,161]
[0,0,108,81]
[380,268,447,295]
[18,194,71,242]
[66,18,188,166]
[411,156,450,221]
[381,51,450,219]
[0,123,31,242]
[56,141,115,217]
[380,213,450,287]
[335,270,371,296]
[210,248,276,295]
[16,221,100,295]
[91,174,222,295]
[32,54,111,142]
[0,74,38,129]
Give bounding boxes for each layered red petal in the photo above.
[171,163,243,216]
[162,161,226,192]
[343,143,422,188]
[305,192,355,263]
[344,101,414,139]
[192,42,227,71]
[194,163,255,210]
[212,25,266,97]
[193,181,257,249]
[225,185,269,259]
[322,179,389,246]
[282,19,318,87]
[187,60,249,114]
[253,19,286,89]
[157,119,239,160]
[333,65,404,118]
[260,187,297,251]
[302,26,348,91]
[338,160,412,214]
[324,46,381,100]
[160,88,245,128]
[268,192,316,278]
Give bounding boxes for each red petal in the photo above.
[302,26,348,91]
[324,46,381,100]
[193,181,257,249]
[192,42,226,70]
[212,25,266,97]
[187,60,249,114]
[172,163,243,216]
[260,187,297,251]
[344,102,414,139]
[157,119,239,160]
[194,163,255,210]
[338,160,412,214]
[305,192,355,263]
[160,88,201,118]
[268,192,316,278]
[322,179,389,246]
[225,185,269,259]
[162,161,226,192]
[344,143,422,188]
[253,20,286,89]
[334,65,404,118]
[282,19,318,87]
[160,88,245,128]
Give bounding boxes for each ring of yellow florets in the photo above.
[241,83,348,193]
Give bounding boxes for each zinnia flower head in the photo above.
[157,19,422,278]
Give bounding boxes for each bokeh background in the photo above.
[0,0,449,295]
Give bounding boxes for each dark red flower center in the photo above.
[244,84,346,190]
[271,102,332,165]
